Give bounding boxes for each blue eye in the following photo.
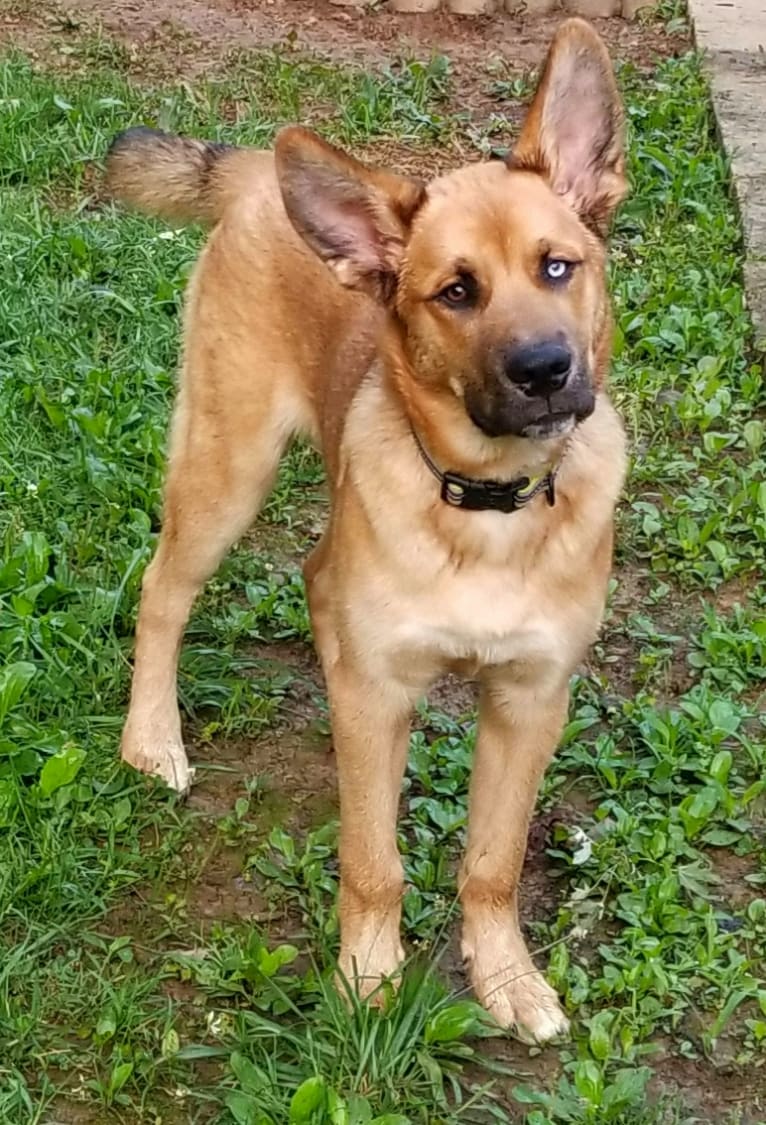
[544,258,572,282]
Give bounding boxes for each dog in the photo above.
[105,18,627,1043]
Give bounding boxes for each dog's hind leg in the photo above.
[121,376,302,793]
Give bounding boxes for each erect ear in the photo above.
[274,126,426,300]
[511,19,627,232]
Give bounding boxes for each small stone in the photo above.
[562,0,619,14]
[447,0,496,11]
[717,916,744,934]
[390,0,441,10]
[506,0,559,12]
[622,0,656,16]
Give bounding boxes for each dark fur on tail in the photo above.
[105,127,236,224]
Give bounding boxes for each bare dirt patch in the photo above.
[74,0,687,72]
[2,0,689,99]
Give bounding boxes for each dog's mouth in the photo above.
[465,371,595,441]
[520,412,576,440]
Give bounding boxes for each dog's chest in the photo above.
[372,523,576,675]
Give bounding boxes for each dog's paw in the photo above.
[464,927,569,1043]
[476,964,569,1043]
[121,730,194,795]
[337,932,405,1004]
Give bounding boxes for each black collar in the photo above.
[412,428,558,514]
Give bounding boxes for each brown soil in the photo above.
[1,0,689,88]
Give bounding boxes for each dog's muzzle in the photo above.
[466,363,595,440]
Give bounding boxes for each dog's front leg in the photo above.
[326,665,413,999]
[460,667,570,1043]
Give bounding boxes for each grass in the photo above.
[0,20,764,1125]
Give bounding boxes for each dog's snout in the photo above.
[502,340,572,395]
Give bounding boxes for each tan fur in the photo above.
[107,19,628,1042]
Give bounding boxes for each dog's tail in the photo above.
[105,127,242,225]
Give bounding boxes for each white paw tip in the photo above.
[519,1009,570,1045]
[160,763,195,795]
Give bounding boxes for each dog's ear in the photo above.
[275,127,425,299]
[512,18,626,231]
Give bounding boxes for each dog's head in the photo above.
[275,19,626,445]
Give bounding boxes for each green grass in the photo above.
[0,27,764,1125]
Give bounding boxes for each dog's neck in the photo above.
[384,359,568,486]
[409,423,559,513]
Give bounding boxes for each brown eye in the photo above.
[435,275,478,308]
[443,282,467,303]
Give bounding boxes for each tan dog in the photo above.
[106,18,627,1042]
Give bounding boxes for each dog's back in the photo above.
[106,126,383,471]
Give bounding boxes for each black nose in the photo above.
[502,341,572,394]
